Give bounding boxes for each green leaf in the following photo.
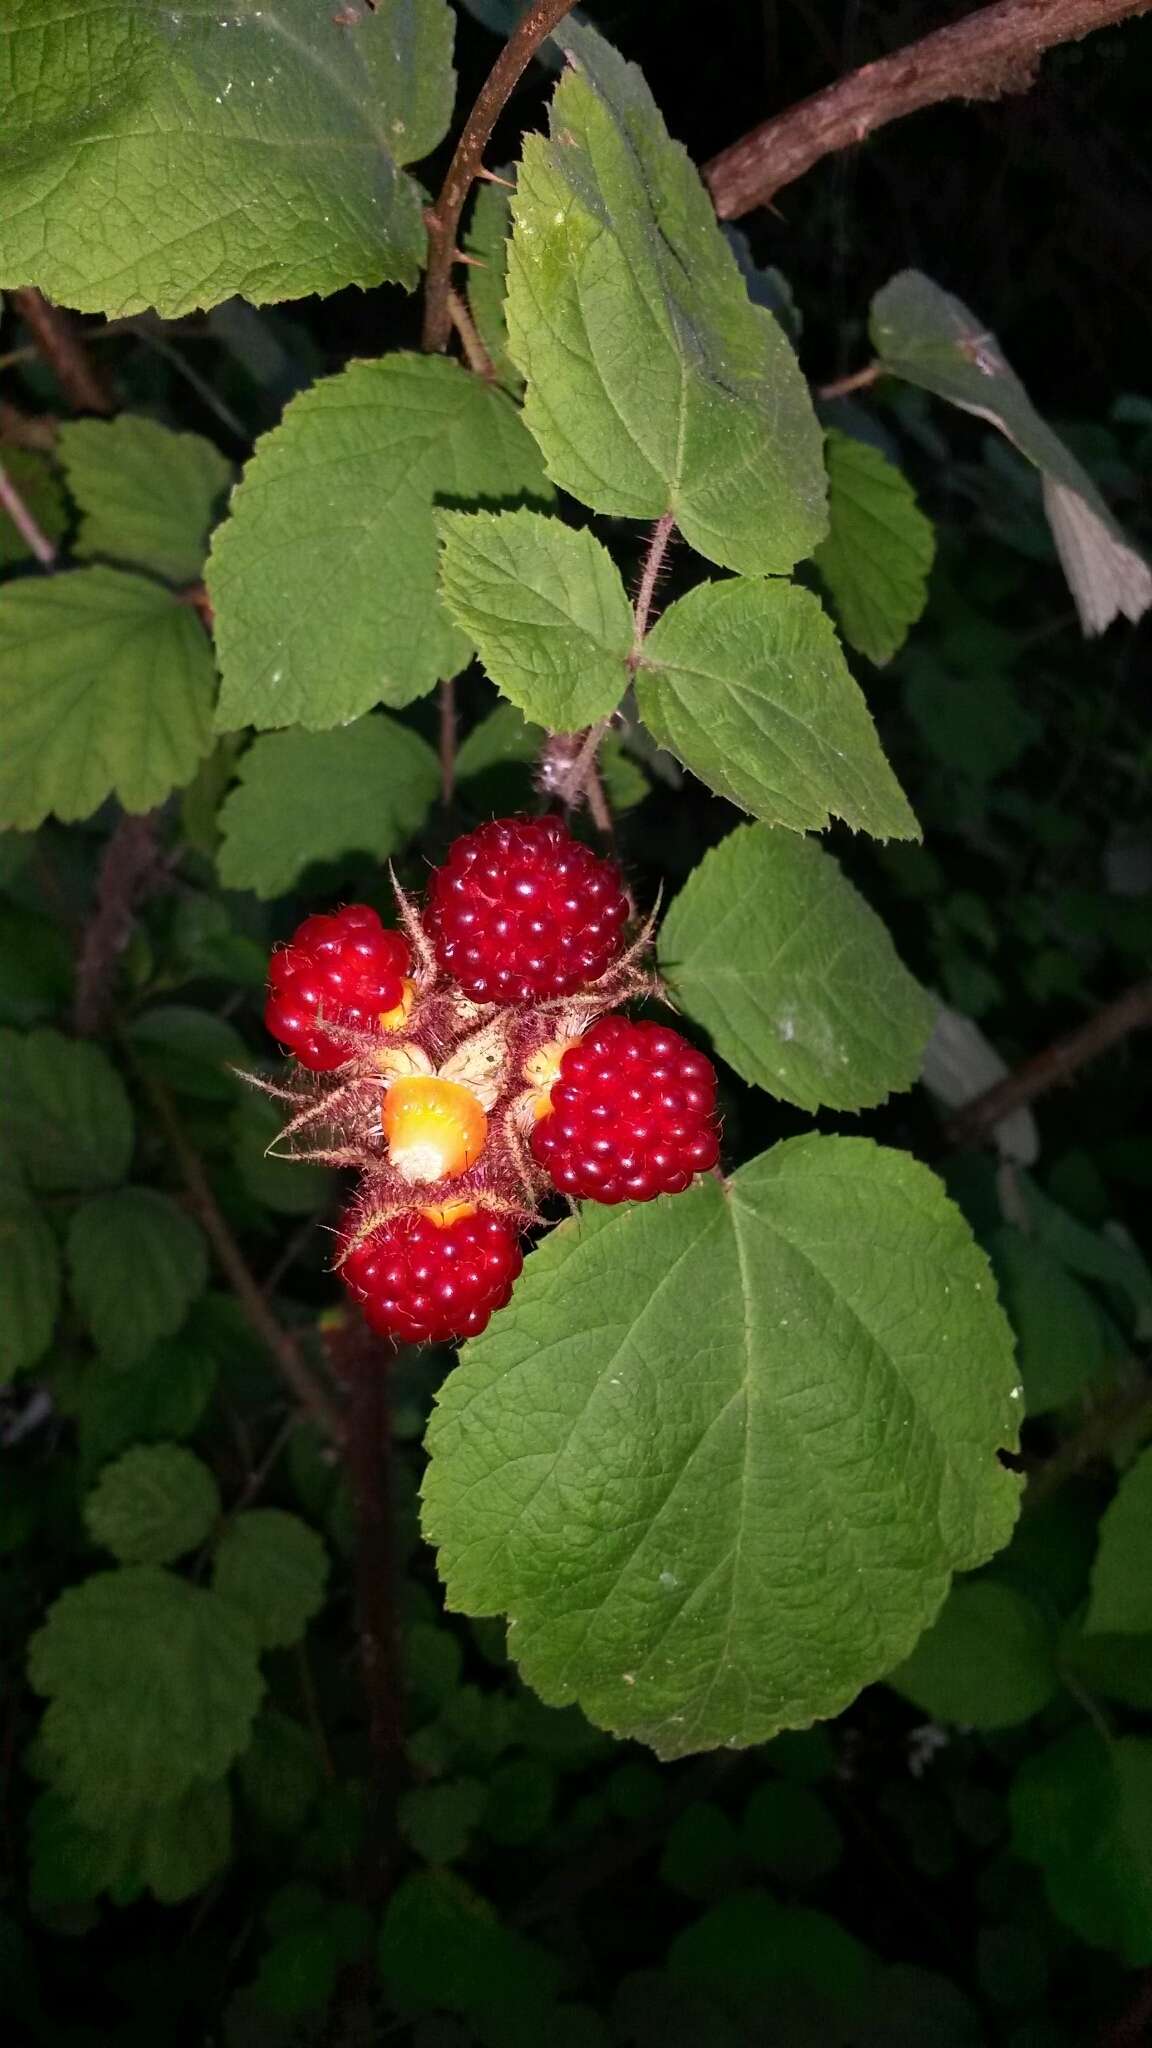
[887,1580,1057,1728]
[232,1090,336,1216]
[506,22,825,575]
[465,175,522,395]
[74,1300,223,1473]
[217,718,439,899]
[0,567,216,828]
[904,664,1038,784]
[659,1802,741,1900]
[1086,1447,1152,1636]
[636,578,918,840]
[378,1870,562,2023]
[58,417,233,583]
[814,431,934,665]
[28,1565,263,1827]
[739,1782,842,1886]
[135,1778,232,1904]
[457,701,546,779]
[423,1136,1020,1758]
[871,271,1152,636]
[0,450,67,566]
[987,1226,1109,1416]
[213,1508,328,1649]
[0,0,455,317]
[668,1892,876,2027]
[68,1188,209,1367]
[85,1444,221,1565]
[438,510,633,729]
[1062,1628,1152,1711]
[0,1028,134,1193]
[238,1710,323,1834]
[27,1790,130,1910]
[209,355,550,732]
[127,1004,249,1103]
[482,1756,554,1846]
[659,824,934,1112]
[399,1779,487,1865]
[0,1196,61,1383]
[1012,1728,1152,1963]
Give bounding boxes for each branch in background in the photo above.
[446,286,496,381]
[143,1071,346,1444]
[73,811,167,1036]
[703,0,1152,220]
[1026,1381,1152,1507]
[421,0,579,353]
[946,977,1152,1147]
[0,401,57,454]
[0,456,57,567]
[817,362,883,401]
[8,287,115,415]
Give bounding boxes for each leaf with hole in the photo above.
[423,1136,1020,1758]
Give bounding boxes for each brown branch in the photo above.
[1026,1381,1152,1508]
[703,0,1152,220]
[421,0,579,353]
[0,456,58,567]
[629,511,677,665]
[8,287,115,414]
[817,361,883,401]
[73,811,167,1036]
[142,1071,345,1444]
[945,978,1152,1147]
[446,286,497,381]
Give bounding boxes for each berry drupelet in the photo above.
[426,816,630,1003]
[340,1207,523,1345]
[531,1016,720,1204]
[265,905,410,1072]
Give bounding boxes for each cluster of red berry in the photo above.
[263,817,720,1346]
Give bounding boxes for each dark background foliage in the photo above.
[2,3,1151,2044]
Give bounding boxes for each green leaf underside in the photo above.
[465,175,522,394]
[438,510,633,729]
[0,1028,134,1193]
[217,718,439,897]
[636,578,918,840]
[1086,1447,1152,1636]
[0,567,216,828]
[871,270,1152,635]
[888,1579,1056,1728]
[59,417,234,583]
[209,355,551,732]
[505,21,826,576]
[85,1444,222,1566]
[28,1566,263,1827]
[213,1509,328,1649]
[0,0,455,317]
[659,824,934,1113]
[1013,1728,1152,1965]
[0,449,67,564]
[68,1188,209,1367]
[423,1136,1021,1759]
[0,1196,61,1382]
[814,430,935,666]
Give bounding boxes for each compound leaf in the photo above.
[68,1188,209,1367]
[85,1444,221,1566]
[214,1509,329,1649]
[0,1028,134,1193]
[659,824,933,1112]
[59,417,233,583]
[217,718,439,898]
[424,1136,1020,1758]
[636,578,918,840]
[0,0,455,316]
[209,354,550,732]
[814,430,934,665]
[506,21,825,575]
[28,1566,263,1827]
[0,567,216,828]
[1086,1447,1152,1637]
[438,510,632,729]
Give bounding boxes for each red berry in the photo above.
[265,905,410,1072]
[531,1016,720,1204]
[340,1208,522,1345]
[426,816,630,1003]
